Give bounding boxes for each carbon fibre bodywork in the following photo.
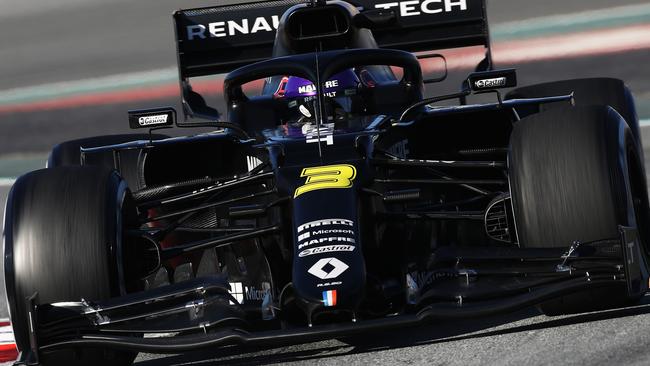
[6,1,650,365]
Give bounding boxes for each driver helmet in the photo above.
[276,69,362,135]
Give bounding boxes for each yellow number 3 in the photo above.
[294,164,357,198]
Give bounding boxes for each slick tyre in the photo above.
[3,167,136,365]
[506,78,642,160]
[509,105,650,315]
[47,134,168,190]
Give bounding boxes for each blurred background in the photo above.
[2,0,650,291]
[0,1,648,364]
[1,0,649,296]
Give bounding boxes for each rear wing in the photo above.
[173,0,491,120]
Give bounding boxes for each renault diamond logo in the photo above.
[307,257,349,279]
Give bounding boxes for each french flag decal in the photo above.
[322,290,337,307]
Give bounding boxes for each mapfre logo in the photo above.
[294,164,357,198]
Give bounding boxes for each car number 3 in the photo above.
[294,164,357,198]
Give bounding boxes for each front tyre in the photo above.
[509,105,650,315]
[3,166,136,365]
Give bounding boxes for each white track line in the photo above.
[492,3,650,38]
[0,178,16,187]
[425,24,650,72]
[0,67,177,105]
[493,25,650,64]
[0,321,13,344]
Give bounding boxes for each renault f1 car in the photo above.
[4,0,649,365]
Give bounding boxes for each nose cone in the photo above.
[290,188,366,312]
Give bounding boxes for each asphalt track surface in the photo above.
[1,0,650,365]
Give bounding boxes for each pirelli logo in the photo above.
[294,164,357,198]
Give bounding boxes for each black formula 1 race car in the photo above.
[4,0,649,365]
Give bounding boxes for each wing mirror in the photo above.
[128,107,176,130]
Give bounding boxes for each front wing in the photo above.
[13,226,648,365]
